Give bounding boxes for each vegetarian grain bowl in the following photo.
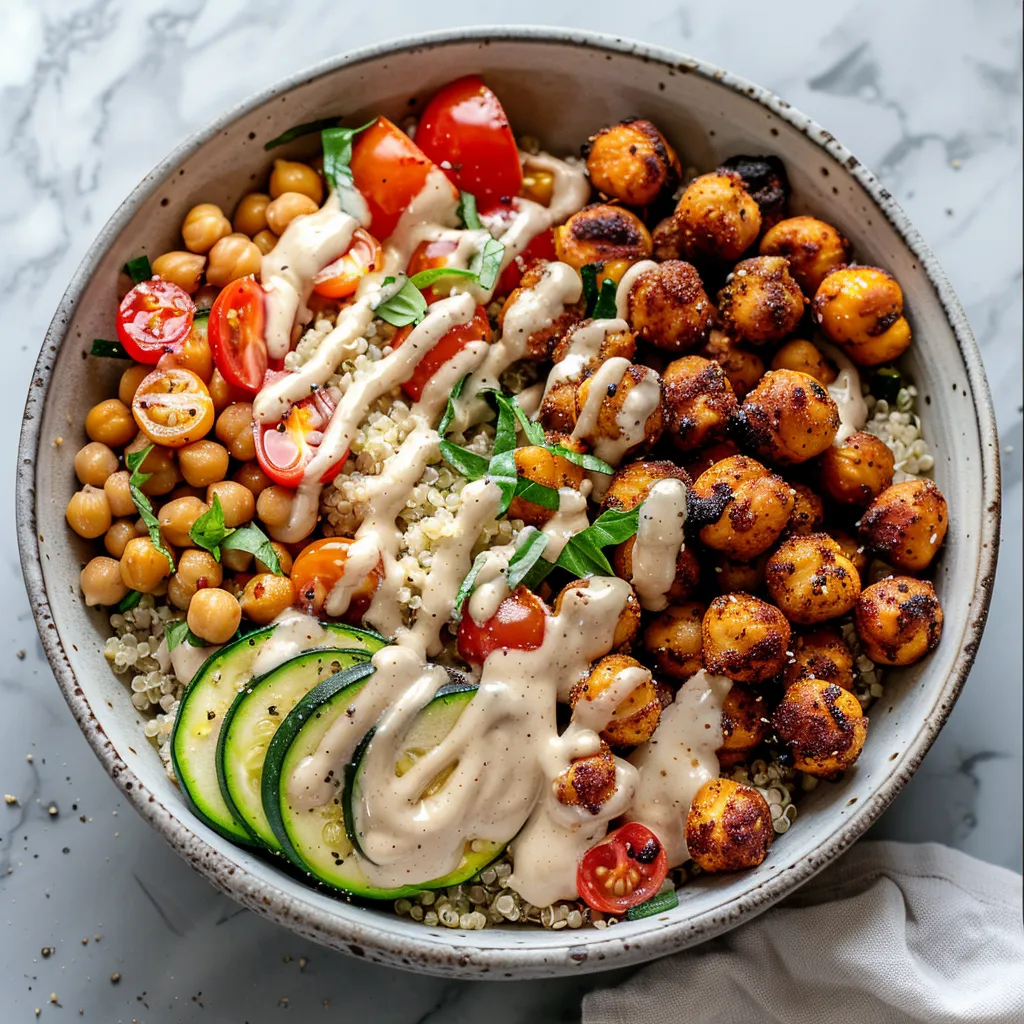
[21,31,998,976]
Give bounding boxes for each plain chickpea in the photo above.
[239,573,295,625]
[269,160,324,204]
[232,192,271,236]
[256,485,296,530]
[265,192,318,236]
[65,485,112,539]
[255,540,293,575]
[104,519,140,559]
[124,436,179,496]
[208,369,245,413]
[152,251,206,293]
[759,215,851,296]
[177,439,230,488]
[103,472,135,518]
[771,339,837,385]
[118,364,151,407]
[187,587,241,645]
[119,536,173,593]
[205,233,263,288]
[819,431,895,506]
[85,399,136,447]
[74,442,118,487]
[157,496,208,547]
[80,556,129,608]
[215,403,256,461]
[207,481,255,528]
[182,202,231,255]
[234,461,273,497]
[167,549,222,611]
[252,229,278,255]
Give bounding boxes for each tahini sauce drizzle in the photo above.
[630,478,688,612]
[539,318,628,404]
[819,340,868,444]
[614,259,658,319]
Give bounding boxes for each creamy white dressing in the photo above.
[541,487,591,559]
[169,638,222,687]
[250,611,333,677]
[819,340,868,444]
[467,546,513,626]
[614,258,658,319]
[540,317,628,404]
[631,478,688,612]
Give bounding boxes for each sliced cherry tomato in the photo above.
[350,117,456,240]
[392,305,491,402]
[291,537,384,623]
[576,823,669,914]
[496,228,558,296]
[407,237,460,304]
[131,367,215,448]
[312,228,383,299]
[456,585,547,666]
[416,76,523,211]
[208,276,268,394]
[116,278,195,364]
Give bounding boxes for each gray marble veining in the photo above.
[1,1,1020,1020]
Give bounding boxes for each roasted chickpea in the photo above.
[855,576,943,666]
[829,528,868,575]
[683,440,742,481]
[642,601,705,682]
[119,536,173,593]
[699,329,765,400]
[813,266,912,366]
[177,439,230,488]
[65,485,112,539]
[766,533,861,625]
[613,536,700,605]
[182,203,231,255]
[785,626,855,691]
[702,593,791,684]
[585,119,680,206]
[553,743,618,813]
[205,233,262,288]
[819,431,895,506]
[124,435,179,496]
[601,459,690,513]
[717,683,769,767]
[717,256,806,346]
[207,480,255,528]
[85,398,136,447]
[234,461,273,498]
[265,192,318,236]
[686,778,773,873]
[499,262,586,362]
[650,211,686,261]
[257,484,297,531]
[570,654,661,747]
[771,339,837,385]
[784,483,825,537]
[554,204,653,272]
[673,171,761,262]
[103,472,135,518]
[718,155,789,230]
[187,587,242,645]
[232,192,271,236]
[157,496,208,548]
[73,441,118,487]
[151,251,206,294]
[662,355,737,452]
[772,678,867,779]
[118,364,151,407]
[737,369,840,465]
[252,229,278,255]
[690,456,794,560]
[80,556,129,608]
[859,479,948,571]
[550,318,636,367]
[104,519,141,559]
[239,573,295,625]
[538,381,579,434]
[759,216,851,295]
[208,369,246,413]
[167,548,223,610]
[255,541,293,576]
[269,159,324,204]
[625,260,714,353]
[575,364,663,459]
[710,551,768,594]
[508,443,584,526]
[215,402,256,461]
[554,578,640,651]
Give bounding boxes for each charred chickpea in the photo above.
[772,678,867,779]
[119,536,173,593]
[569,654,661,747]
[187,587,241,645]
[855,576,943,666]
[765,533,862,625]
[717,683,769,767]
[265,192,318,236]
[813,266,912,366]
[157,496,208,548]
[710,551,768,594]
[662,355,737,452]
[103,472,135,518]
[80,556,129,608]
[699,329,765,400]
[642,601,705,682]
[207,481,255,528]
[232,192,271,236]
[717,256,806,346]
[104,519,141,559]
[601,459,691,513]
[74,442,118,487]
[585,118,680,206]
[151,251,206,294]
[819,431,895,506]
[686,778,773,873]
[784,483,825,537]
[613,536,700,605]
[785,626,856,691]
[205,233,263,288]
[538,381,579,434]
[239,573,295,625]
[65,486,112,539]
[182,203,231,255]
[554,578,640,651]
[859,479,948,571]
[829,528,868,575]
[684,440,742,480]
[553,742,619,812]
[269,160,323,204]
[553,204,653,272]
[167,548,223,611]
[701,592,791,684]
[690,455,795,561]
[651,211,687,261]
[673,171,762,262]
[215,402,256,461]
[252,229,278,256]
[575,364,664,459]
[771,339,837,385]
[124,435,179,496]
[719,155,790,230]
[234,461,273,498]
[550,318,636,367]
[85,398,136,447]
[759,215,851,295]
[508,438,585,527]
[499,262,586,362]
[118,364,151,407]
[737,369,840,465]
[626,261,715,354]
[177,439,230,488]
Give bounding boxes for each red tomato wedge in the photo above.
[576,823,669,914]
[116,279,195,363]
[456,585,547,666]
[313,228,383,299]
[253,372,343,487]
[392,305,491,402]
[291,537,384,622]
[496,228,558,296]
[208,276,269,395]
[407,237,460,304]
[416,76,523,211]
[350,117,456,241]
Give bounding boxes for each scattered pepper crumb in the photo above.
[16,649,26,660]
[41,947,54,958]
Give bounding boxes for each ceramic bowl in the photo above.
[17,28,1000,979]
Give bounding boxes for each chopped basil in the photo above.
[117,590,142,613]
[374,277,428,327]
[581,264,599,311]
[438,374,468,438]
[124,445,175,573]
[592,278,619,320]
[457,190,484,230]
[625,888,679,921]
[408,267,478,289]
[90,338,131,359]
[264,116,342,151]
[452,550,490,622]
[547,444,614,475]
[165,619,208,653]
[123,255,152,285]
[512,476,560,511]
[505,529,551,591]
[320,119,375,193]
[468,236,505,291]
[870,366,904,404]
[221,522,283,576]
[189,494,228,560]
[486,449,519,517]
[555,505,641,577]
[581,263,616,318]
[439,440,490,481]
[491,393,519,456]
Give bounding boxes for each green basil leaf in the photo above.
[553,505,641,578]
[264,116,341,151]
[457,190,483,230]
[554,536,614,577]
[520,553,556,591]
[625,888,679,921]
[123,256,152,285]
[221,523,283,575]
[490,391,546,446]
[439,440,490,481]
[468,236,505,292]
[547,444,614,475]
[117,590,142,613]
[487,449,519,516]
[408,267,478,289]
[491,392,518,456]
[512,476,560,511]
[581,264,599,314]
[505,529,551,591]
[189,494,228,561]
[321,119,375,193]
[593,278,619,319]
[165,619,208,653]
[124,445,175,573]
[90,338,130,359]
[438,374,468,438]
[375,277,428,327]
[452,550,490,623]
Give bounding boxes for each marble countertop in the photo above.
[1,1,1019,1020]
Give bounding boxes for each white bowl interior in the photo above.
[25,33,996,977]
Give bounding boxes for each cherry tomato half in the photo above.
[253,373,343,488]
[393,305,491,402]
[313,228,383,299]
[350,117,456,241]
[116,278,195,364]
[291,537,384,622]
[416,76,523,211]
[496,228,558,296]
[131,367,215,448]
[456,585,547,666]
[576,823,669,914]
[208,276,268,394]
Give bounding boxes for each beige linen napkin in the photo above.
[584,841,1023,1024]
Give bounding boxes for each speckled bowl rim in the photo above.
[17,26,1001,979]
